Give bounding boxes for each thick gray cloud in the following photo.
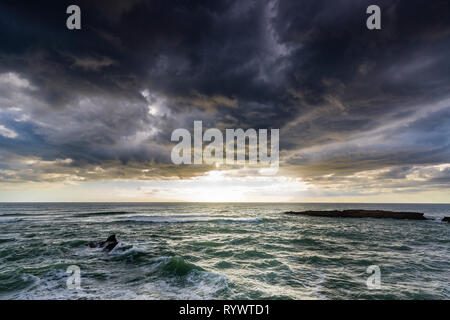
[0,0,449,193]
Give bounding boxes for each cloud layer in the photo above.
[0,0,449,200]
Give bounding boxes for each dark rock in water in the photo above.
[284,210,427,220]
[88,234,118,252]
[442,217,450,223]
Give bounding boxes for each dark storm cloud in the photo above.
[0,0,449,188]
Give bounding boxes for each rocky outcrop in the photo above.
[442,217,450,223]
[284,210,427,220]
[88,234,118,252]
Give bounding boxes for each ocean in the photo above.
[0,202,448,299]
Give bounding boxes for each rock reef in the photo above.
[284,210,427,220]
[442,217,450,223]
[88,234,118,252]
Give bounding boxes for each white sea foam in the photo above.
[120,215,264,224]
[139,270,229,299]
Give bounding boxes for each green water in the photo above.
[0,203,449,299]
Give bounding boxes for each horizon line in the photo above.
[1,201,449,204]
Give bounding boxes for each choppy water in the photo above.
[0,202,449,300]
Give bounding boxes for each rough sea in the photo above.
[0,202,448,299]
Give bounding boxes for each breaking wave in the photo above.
[75,211,132,217]
[119,215,264,224]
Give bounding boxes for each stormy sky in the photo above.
[0,0,449,202]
